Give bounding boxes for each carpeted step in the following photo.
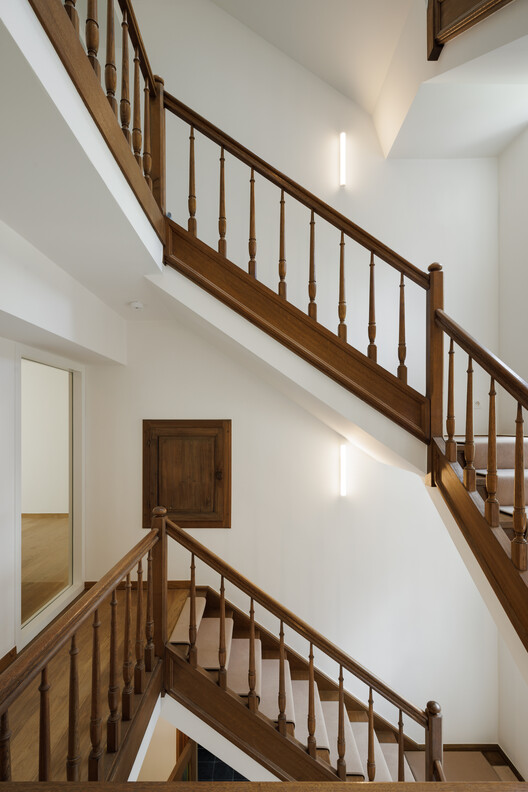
[472,436,528,470]
[291,679,330,751]
[320,700,364,778]
[259,658,296,725]
[225,637,262,699]
[476,468,528,509]
[349,720,392,782]
[380,742,414,781]
[169,595,207,644]
[406,750,501,782]
[195,616,234,670]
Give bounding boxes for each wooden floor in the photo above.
[21,515,71,624]
[9,587,187,782]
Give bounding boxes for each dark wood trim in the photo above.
[0,530,159,715]
[432,438,528,652]
[436,309,528,409]
[427,0,518,60]
[165,220,430,443]
[163,93,429,290]
[1,784,524,791]
[105,659,163,781]
[26,0,164,242]
[0,650,16,676]
[165,518,427,726]
[165,647,338,781]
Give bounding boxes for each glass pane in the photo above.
[21,359,73,625]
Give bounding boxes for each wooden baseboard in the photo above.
[21,513,69,518]
[0,647,17,674]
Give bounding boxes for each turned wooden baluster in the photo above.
[0,712,11,781]
[132,49,142,167]
[218,576,227,690]
[122,573,133,720]
[307,643,316,759]
[89,609,103,780]
[64,0,79,35]
[135,559,145,694]
[398,273,407,382]
[308,211,317,320]
[218,147,227,256]
[248,599,258,713]
[39,667,51,781]
[398,710,405,782]
[120,10,131,144]
[145,549,155,671]
[278,190,287,298]
[337,666,346,780]
[367,687,376,781]
[66,635,80,780]
[445,339,457,462]
[86,0,100,80]
[107,588,120,752]
[105,0,117,116]
[278,621,287,736]
[367,253,377,361]
[248,169,256,277]
[464,356,476,491]
[143,80,152,189]
[189,554,197,667]
[512,403,528,571]
[485,378,499,527]
[338,232,347,341]
[188,127,197,236]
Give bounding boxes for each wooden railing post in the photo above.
[464,356,476,492]
[445,338,457,461]
[134,559,145,694]
[38,667,51,781]
[89,609,103,781]
[218,576,227,690]
[0,712,11,781]
[86,0,100,80]
[151,506,168,660]
[248,598,258,713]
[367,686,375,781]
[398,273,408,383]
[307,643,316,759]
[107,589,120,753]
[149,76,166,213]
[426,263,444,475]
[512,404,528,571]
[248,168,257,278]
[308,211,317,320]
[337,665,346,780]
[398,710,405,782]
[485,377,499,527]
[122,573,134,717]
[367,252,377,361]
[145,549,155,671]
[66,634,80,781]
[425,701,442,782]
[278,621,287,736]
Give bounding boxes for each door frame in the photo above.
[15,344,85,649]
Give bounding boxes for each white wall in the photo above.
[132,0,499,427]
[85,318,499,744]
[21,359,70,514]
[498,636,528,780]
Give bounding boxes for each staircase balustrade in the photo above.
[0,529,160,782]
[164,509,442,782]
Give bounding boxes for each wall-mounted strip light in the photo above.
[340,443,347,496]
[339,132,347,187]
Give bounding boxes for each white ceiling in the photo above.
[209,0,413,114]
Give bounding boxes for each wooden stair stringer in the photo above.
[164,218,430,443]
[164,644,339,782]
[432,437,528,653]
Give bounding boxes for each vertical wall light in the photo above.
[340,443,347,496]
[339,132,347,187]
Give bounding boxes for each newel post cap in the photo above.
[428,263,442,272]
[426,700,442,716]
[153,74,165,86]
[152,506,167,517]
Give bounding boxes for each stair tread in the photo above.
[349,721,392,782]
[259,658,296,725]
[169,595,207,644]
[475,468,528,507]
[196,616,234,670]
[472,436,528,470]
[226,637,262,698]
[291,679,331,750]
[380,742,414,781]
[320,700,364,778]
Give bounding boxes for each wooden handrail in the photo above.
[115,0,156,94]
[0,529,158,716]
[165,518,427,726]
[163,91,429,291]
[435,309,528,409]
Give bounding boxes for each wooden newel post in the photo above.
[150,76,166,214]
[426,263,444,480]
[151,506,168,660]
[425,700,442,782]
